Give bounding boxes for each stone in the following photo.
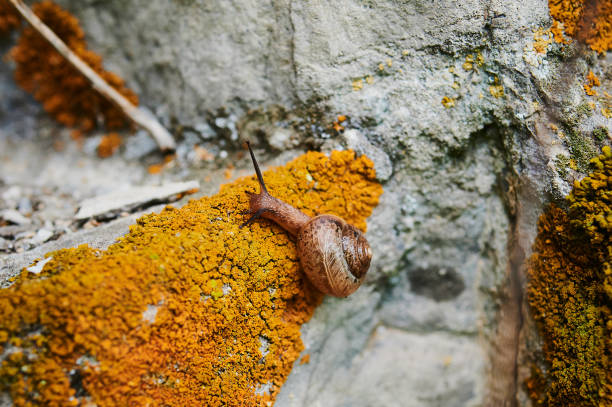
[1,0,609,404]
[27,228,54,246]
[0,209,31,225]
[74,180,200,220]
[17,197,32,215]
[25,256,53,275]
[1,186,21,202]
[122,130,158,160]
[268,128,299,151]
[340,129,393,182]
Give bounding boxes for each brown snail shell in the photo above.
[297,215,371,297]
[241,142,373,298]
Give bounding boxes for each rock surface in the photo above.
[1,0,610,405]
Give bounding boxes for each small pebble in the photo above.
[29,228,54,245]
[0,237,12,251]
[1,186,21,201]
[17,197,33,215]
[0,225,29,238]
[26,257,53,274]
[1,209,32,225]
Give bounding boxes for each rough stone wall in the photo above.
[1,0,610,405]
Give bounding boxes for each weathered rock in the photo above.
[1,0,609,405]
[74,180,199,219]
[0,209,31,225]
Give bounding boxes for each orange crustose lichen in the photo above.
[10,1,138,132]
[548,0,612,53]
[583,70,601,96]
[0,150,383,406]
[527,146,611,405]
[0,0,20,36]
[96,133,122,158]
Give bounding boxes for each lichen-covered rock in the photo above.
[527,147,611,405]
[0,0,610,405]
[0,151,382,406]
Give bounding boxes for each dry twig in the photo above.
[7,0,176,150]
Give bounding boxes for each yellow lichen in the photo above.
[489,76,504,98]
[0,150,383,406]
[549,0,612,53]
[462,52,484,71]
[533,27,554,54]
[441,96,456,108]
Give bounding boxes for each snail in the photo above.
[240,142,372,297]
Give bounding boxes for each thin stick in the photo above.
[7,0,176,151]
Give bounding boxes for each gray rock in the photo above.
[27,228,54,246]
[1,186,21,203]
[268,128,300,151]
[74,180,199,219]
[0,237,11,252]
[282,326,483,407]
[1,0,609,405]
[0,225,29,238]
[123,130,158,160]
[340,129,393,182]
[1,209,31,225]
[17,197,32,215]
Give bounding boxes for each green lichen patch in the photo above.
[565,127,598,173]
[593,127,609,143]
[554,153,571,178]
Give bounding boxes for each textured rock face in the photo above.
[1,0,609,405]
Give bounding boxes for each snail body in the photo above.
[241,143,372,297]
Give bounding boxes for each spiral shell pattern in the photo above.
[297,215,372,297]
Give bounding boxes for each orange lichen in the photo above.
[147,163,163,174]
[9,1,138,132]
[527,146,612,405]
[148,155,176,175]
[584,70,601,96]
[441,96,455,108]
[550,20,569,44]
[0,150,383,406]
[548,0,612,53]
[0,0,20,36]
[332,115,346,133]
[96,133,122,158]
